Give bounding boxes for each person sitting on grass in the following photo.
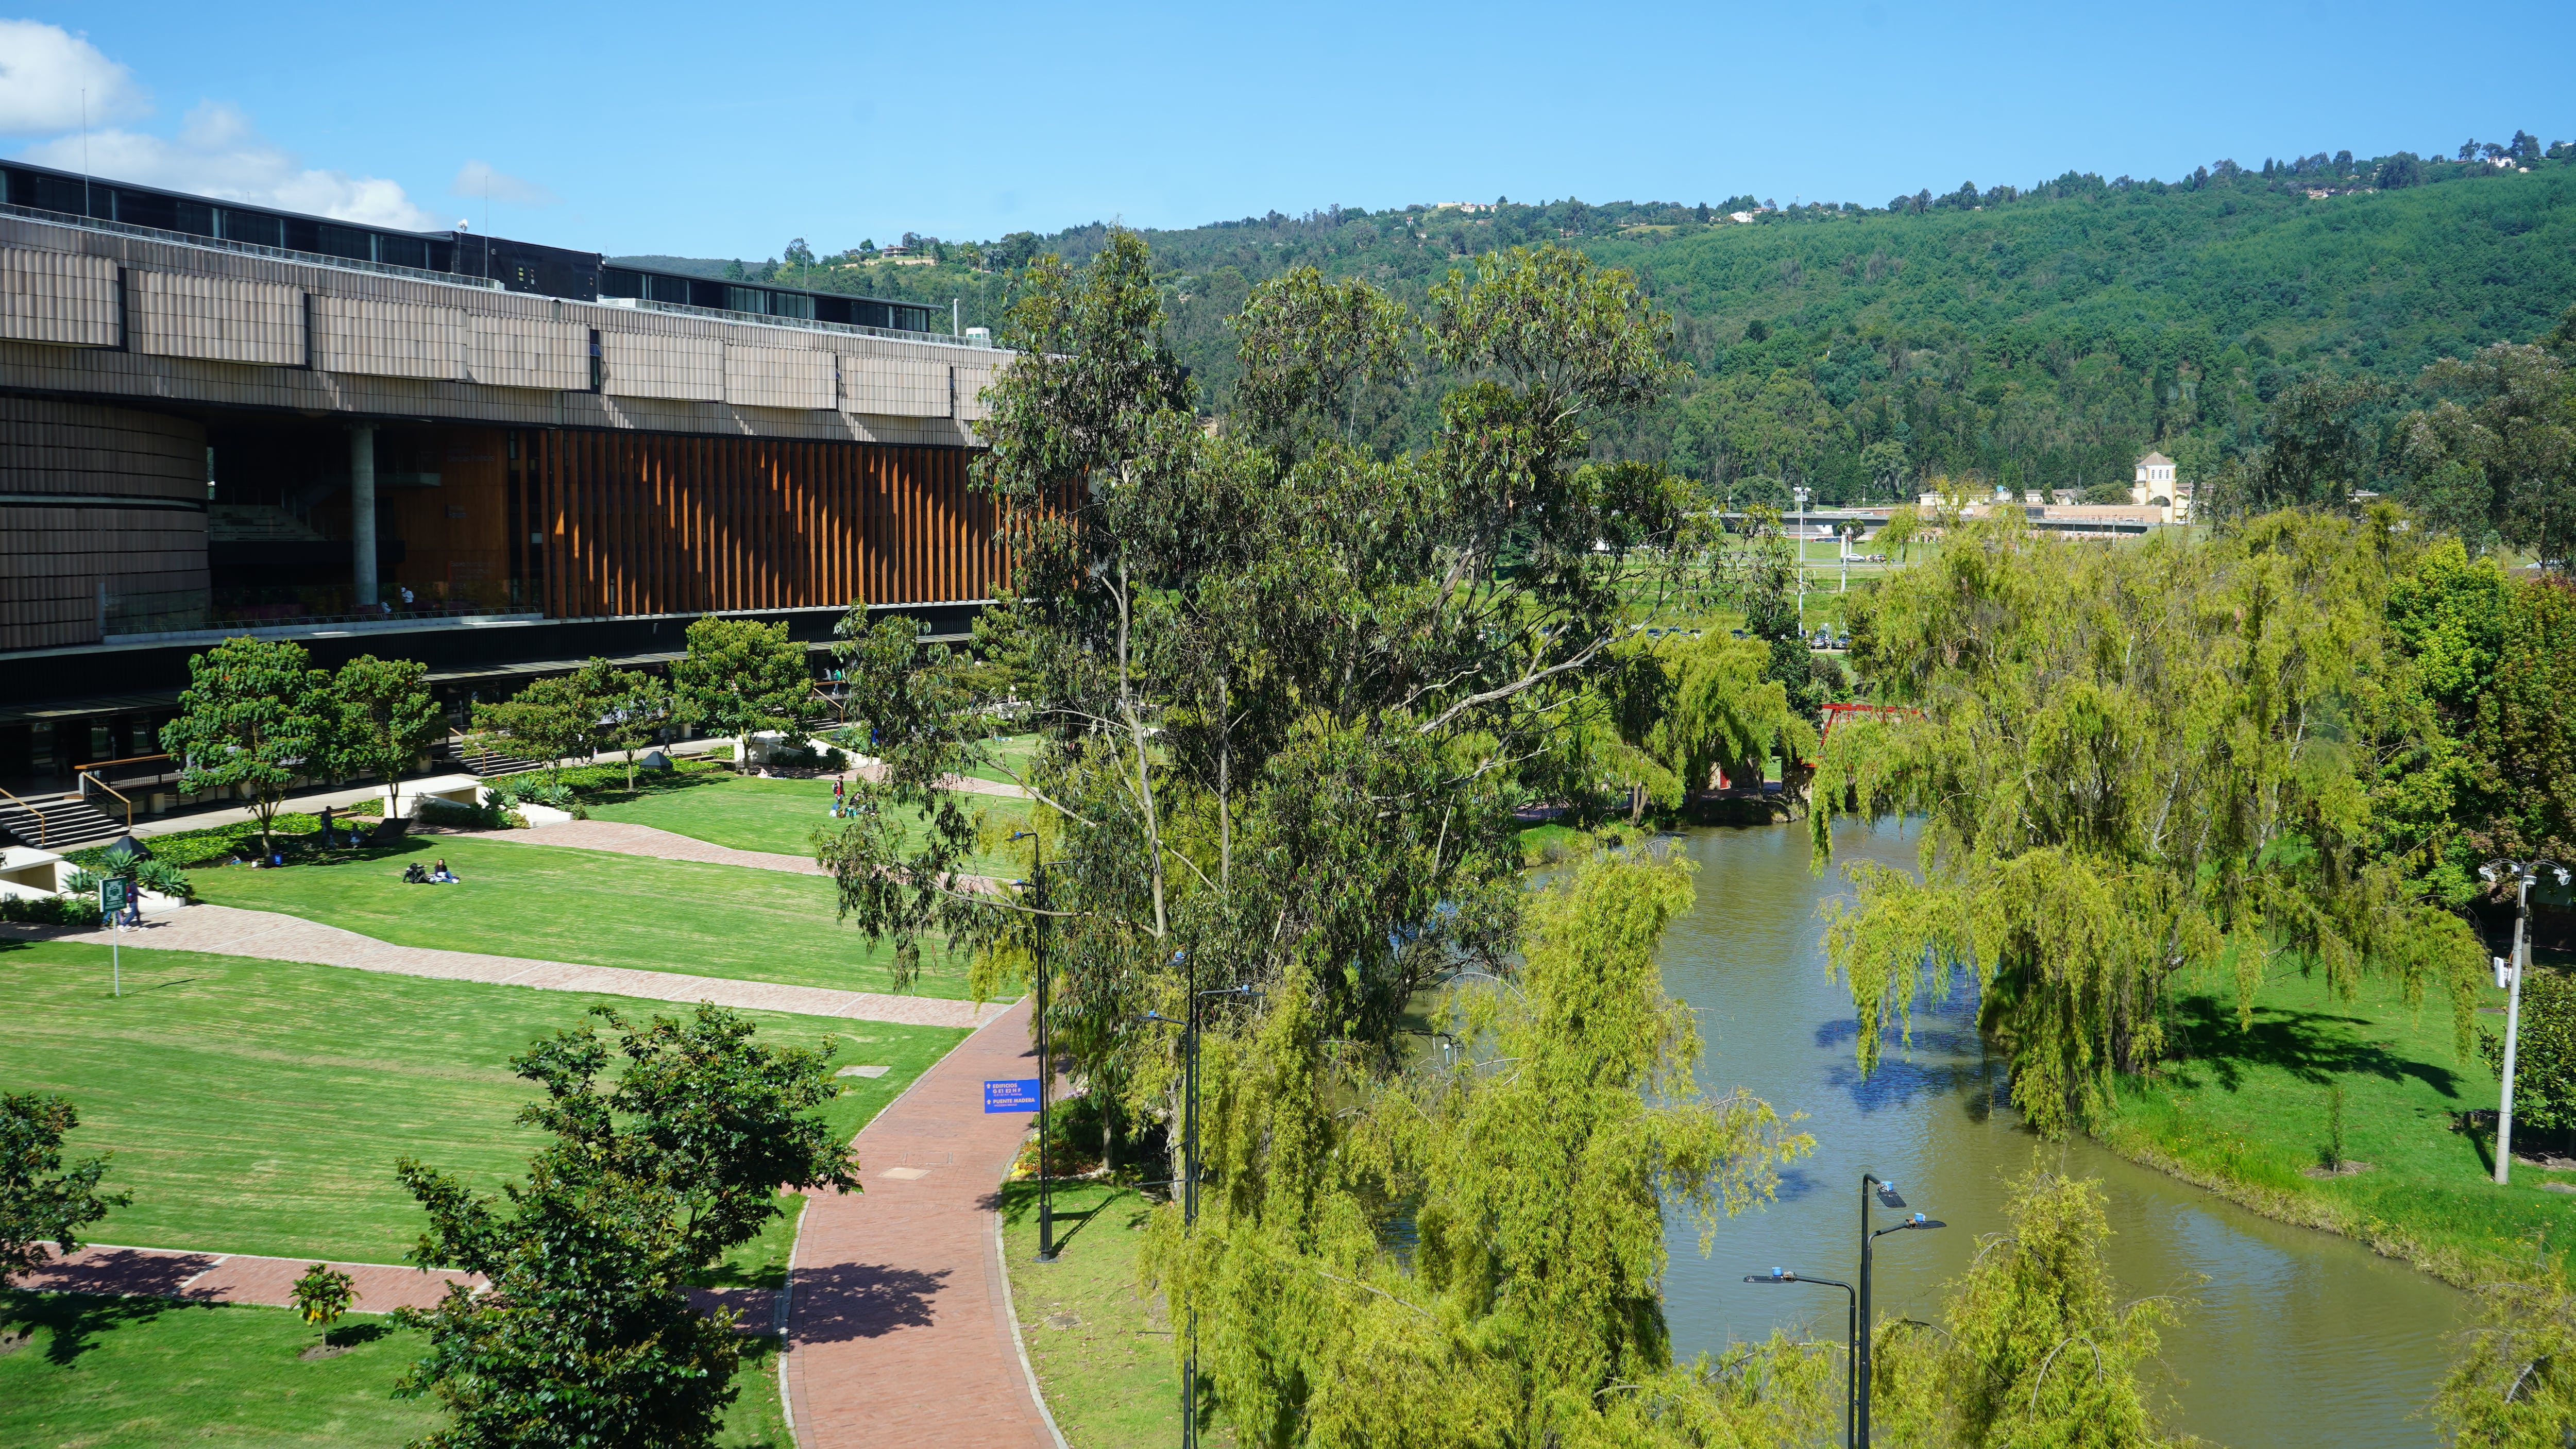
[403,862,428,884]
[430,858,459,884]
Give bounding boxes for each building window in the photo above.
[379,234,428,270]
[316,223,373,262]
[220,209,285,247]
[769,291,814,320]
[650,274,692,305]
[723,286,770,316]
[599,267,645,299]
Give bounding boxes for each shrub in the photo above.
[0,895,103,927]
[2483,968,2575,1133]
[415,796,504,830]
[65,859,194,900]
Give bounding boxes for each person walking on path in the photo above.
[782,997,1060,1449]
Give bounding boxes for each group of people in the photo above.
[402,858,460,884]
[828,777,870,819]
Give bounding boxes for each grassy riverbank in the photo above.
[2097,964,2570,1287]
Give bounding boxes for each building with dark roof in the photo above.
[0,161,1015,834]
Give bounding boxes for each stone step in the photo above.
[0,793,124,851]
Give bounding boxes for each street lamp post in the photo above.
[1139,980,1259,1449]
[1859,1175,1942,1447]
[1793,486,1811,635]
[1009,834,1062,1261]
[2482,858,2569,1186]
[1744,1269,1857,1449]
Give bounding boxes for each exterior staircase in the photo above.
[453,745,549,778]
[0,791,125,851]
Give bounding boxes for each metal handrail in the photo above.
[77,773,134,833]
[0,200,506,292]
[73,752,172,773]
[0,783,56,846]
[605,296,994,348]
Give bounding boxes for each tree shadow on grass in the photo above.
[2164,994,2462,1098]
[1,1288,180,1366]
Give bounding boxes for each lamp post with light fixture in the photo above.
[1859,1174,1942,1446]
[2481,858,2569,1186]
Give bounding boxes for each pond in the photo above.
[1658,819,2470,1447]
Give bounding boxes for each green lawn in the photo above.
[0,1291,789,1448]
[0,940,964,1263]
[190,833,981,999]
[580,771,1032,877]
[1002,1176,1192,1448]
[2099,963,2570,1285]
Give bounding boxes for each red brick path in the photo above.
[784,996,1059,1449]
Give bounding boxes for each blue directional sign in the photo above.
[984,1079,1042,1113]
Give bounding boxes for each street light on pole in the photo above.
[1792,485,1811,635]
[1008,832,1057,1261]
[2481,858,2569,1186]
[1744,1269,1857,1449]
[1858,1174,1943,1447]
[1137,979,1260,1449]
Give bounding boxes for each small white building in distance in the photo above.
[2129,451,2191,523]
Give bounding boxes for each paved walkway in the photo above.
[785,996,1059,1449]
[17,1242,772,1326]
[481,816,1008,895]
[4,902,1007,1029]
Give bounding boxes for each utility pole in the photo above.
[1793,486,1810,635]
[1034,846,1055,1260]
[2485,858,2569,1185]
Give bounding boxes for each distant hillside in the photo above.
[662,145,2576,502]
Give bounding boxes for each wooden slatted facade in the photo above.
[518,431,1012,619]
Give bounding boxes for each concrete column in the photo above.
[350,424,378,610]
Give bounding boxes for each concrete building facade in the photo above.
[0,164,1016,811]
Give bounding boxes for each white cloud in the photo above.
[20,102,438,229]
[0,20,148,135]
[451,159,558,208]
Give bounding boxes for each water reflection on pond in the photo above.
[1658,819,2468,1448]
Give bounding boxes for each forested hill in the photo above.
[646,149,2576,504]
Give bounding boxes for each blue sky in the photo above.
[4,1,2571,261]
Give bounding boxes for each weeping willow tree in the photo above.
[1587,624,1818,822]
[1148,846,1828,1449]
[1810,507,2486,1136]
[1868,1162,2187,1448]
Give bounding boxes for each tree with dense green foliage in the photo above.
[329,654,443,822]
[819,232,1829,1435]
[2482,970,2576,1139]
[1868,1163,2185,1447]
[470,672,600,787]
[573,657,676,791]
[672,616,811,765]
[2400,332,2576,566]
[159,636,333,857]
[1811,509,2487,1137]
[2436,1254,2576,1446]
[1152,846,1821,1449]
[1,1092,128,1287]
[392,1004,856,1449]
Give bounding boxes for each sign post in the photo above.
[98,876,128,997]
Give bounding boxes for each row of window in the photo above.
[5,169,459,273]
[3,164,941,335]
[598,267,937,333]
